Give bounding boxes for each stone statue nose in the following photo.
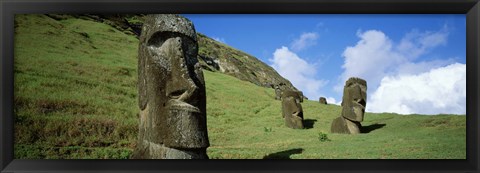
[166,37,197,102]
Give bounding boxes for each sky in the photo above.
[183,14,466,115]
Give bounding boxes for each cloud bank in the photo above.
[339,27,465,115]
[369,63,466,115]
[325,97,341,105]
[269,47,327,100]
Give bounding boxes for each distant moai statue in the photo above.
[319,97,327,104]
[281,90,304,129]
[274,86,282,100]
[274,83,306,103]
[274,82,287,100]
[296,91,304,103]
[330,77,367,134]
[133,14,209,159]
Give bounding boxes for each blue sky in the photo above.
[183,14,466,115]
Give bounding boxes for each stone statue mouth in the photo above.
[167,99,201,113]
[354,103,365,110]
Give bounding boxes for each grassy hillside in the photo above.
[55,14,300,92]
[13,14,466,159]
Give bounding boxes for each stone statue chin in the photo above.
[133,14,209,159]
[331,77,367,134]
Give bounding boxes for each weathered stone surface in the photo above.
[198,55,220,71]
[330,116,349,134]
[330,116,362,134]
[275,86,282,100]
[274,83,286,100]
[319,97,327,104]
[133,14,209,159]
[331,77,367,134]
[273,83,306,102]
[281,90,304,129]
[295,91,304,103]
[341,77,367,122]
[345,118,361,134]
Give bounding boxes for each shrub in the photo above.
[318,132,331,142]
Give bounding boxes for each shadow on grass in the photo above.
[303,119,317,129]
[361,123,386,133]
[263,148,304,159]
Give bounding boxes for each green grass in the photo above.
[14,14,466,159]
[204,70,465,159]
[14,14,138,159]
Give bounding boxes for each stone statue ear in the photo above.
[138,42,148,110]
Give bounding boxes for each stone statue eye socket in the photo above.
[147,33,166,48]
[147,31,196,49]
[346,82,354,87]
[169,89,186,99]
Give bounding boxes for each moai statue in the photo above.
[330,77,367,134]
[274,85,282,100]
[133,14,209,159]
[281,90,304,129]
[274,82,287,100]
[319,97,327,104]
[296,91,304,102]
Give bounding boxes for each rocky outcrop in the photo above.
[196,33,301,96]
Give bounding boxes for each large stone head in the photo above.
[319,97,327,104]
[281,90,304,129]
[341,77,367,122]
[138,14,208,149]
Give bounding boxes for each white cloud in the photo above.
[337,28,450,91]
[395,59,455,75]
[337,30,404,92]
[290,32,319,51]
[212,37,226,44]
[269,47,327,100]
[337,27,465,115]
[397,26,449,59]
[368,63,465,115]
[326,97,341,105]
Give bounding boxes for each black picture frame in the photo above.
[1,0,478,172]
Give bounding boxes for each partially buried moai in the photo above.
[319,97,327,104]
[133,14,209,159]
[330,77,367,134]
[281,90,304,129]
